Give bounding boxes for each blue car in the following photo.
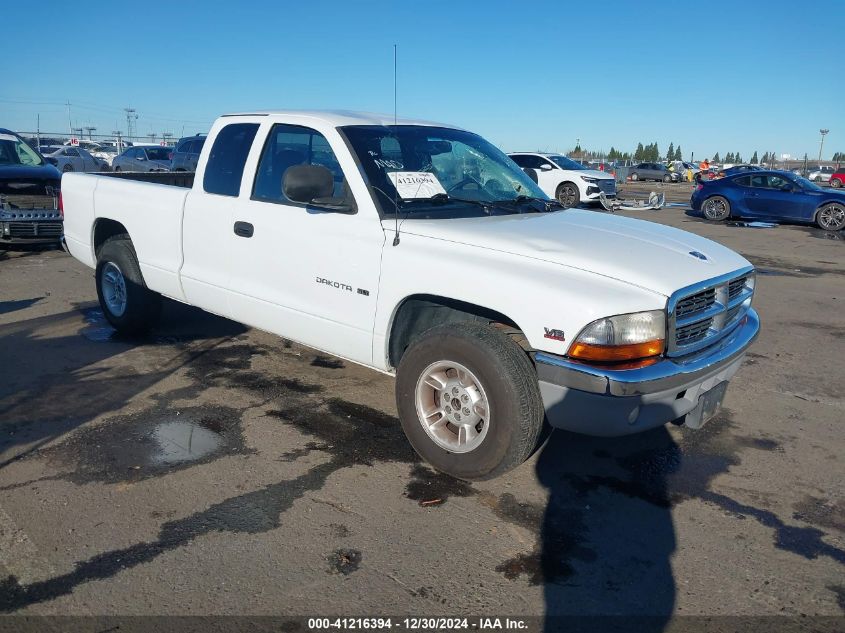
[691,170,845,231]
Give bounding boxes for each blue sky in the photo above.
[2,1,841,160]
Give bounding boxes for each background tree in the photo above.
[634,142,644,161]
[675,145,683,161]
[725,152,734,163]
[666,142,674,163]
[751,151,758,164]
[735,152,742,163]
[713,152,721,163]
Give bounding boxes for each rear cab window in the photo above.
[203,123,260,196]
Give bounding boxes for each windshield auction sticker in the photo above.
[387,171,447,199]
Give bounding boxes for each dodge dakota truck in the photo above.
[62,111,759,480]
[0,129,63,246]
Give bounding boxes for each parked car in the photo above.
[691,170,845,231]
[171,134,207,171]
[0,128,63,246]
[112,146,172,172]
[90,145,118,167]
[715,164,762,178]
[629,162,680,182]
[42,146,106,173]
[829,169,844,188]
[62,109,760,480]
[508,152,615,208]
[807,166,835,182]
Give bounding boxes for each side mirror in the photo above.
[136,155,145,161]
[283,164,354,213]
[540,163,554,171]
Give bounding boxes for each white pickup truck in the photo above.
[62,110,759,480]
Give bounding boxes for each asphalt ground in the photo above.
[0,193,843,631]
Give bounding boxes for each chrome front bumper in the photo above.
[534,308,760,436]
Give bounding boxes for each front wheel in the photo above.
[816,203,845,231]
[555,182,580,208]
[396,323,544,481]
[630,172,639,181]
[62,164,73,173]
[830,178,842,188]
[703,195,731,221]
[114,166,122,172]
[95,234,162,334]
[663,174,672,183]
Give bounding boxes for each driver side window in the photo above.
[252,124,350,205]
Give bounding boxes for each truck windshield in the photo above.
[0,133,44,166]
[341,125,548,216]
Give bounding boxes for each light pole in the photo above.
[818,129,829,163]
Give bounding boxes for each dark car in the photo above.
[715,164,762,178]
[691,170,845,231]
[629,162,679,182]
[0,128,63,246]
[112,146,172,172]
[170,134,206,171]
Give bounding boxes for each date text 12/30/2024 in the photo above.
[308,618,528,630]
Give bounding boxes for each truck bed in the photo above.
[101,171,195,188]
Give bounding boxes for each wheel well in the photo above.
[387,295,521,368]
[93,218,129,255]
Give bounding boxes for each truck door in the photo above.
[224,121,384,366]
[180,122,261,316]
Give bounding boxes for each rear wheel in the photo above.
[703,195,731,221]
[663,174,672,183]
[631,172,639,181]
[816,203,845,231]
[114,166,121,172]
[555,182,580,208]
[395,323,544,481]
[830,177,842,188]
[95,234,161,334]
[62,164,73,173]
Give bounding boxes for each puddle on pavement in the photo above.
[40,405,248,484]
[150,420,223,465]
[80,307,118,342]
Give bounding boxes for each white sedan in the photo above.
[42,146,107,173]
[508,152,616,208]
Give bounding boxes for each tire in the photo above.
[702,195,731,221]
[816,202,845,231]
[62,164,73,173]
[830,178,842,188]
[555,182,580,209]
[114,166,121,172]
[663,174,672,183]
[395,322,544,481]
[95,234,161,334]
[630,172,639,181]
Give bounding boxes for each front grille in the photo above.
[8,221,63,238]
[668,270,755,356]
[598,179,616,193]
[728,276,747,301]
[676,317,712,344]
[676,288,716,318]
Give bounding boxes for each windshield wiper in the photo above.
[495,195,564,212]
[398,193,498,214]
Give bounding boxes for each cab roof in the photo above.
[220,109,458,129]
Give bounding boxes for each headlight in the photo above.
[581,176,598,183]
[568,310,666,362]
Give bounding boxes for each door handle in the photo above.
[233,221,254,238]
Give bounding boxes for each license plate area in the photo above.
[684,381,728,429]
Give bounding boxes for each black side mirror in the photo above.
[283,164,353,213]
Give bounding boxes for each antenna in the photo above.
[392,44,401,247]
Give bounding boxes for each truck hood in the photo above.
[394,209,751,297]
[0,164,61,193]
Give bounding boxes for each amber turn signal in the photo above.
[568,339,665,363]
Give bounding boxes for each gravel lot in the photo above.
[0,196,842,628]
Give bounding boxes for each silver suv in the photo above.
[170,134,206,171]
